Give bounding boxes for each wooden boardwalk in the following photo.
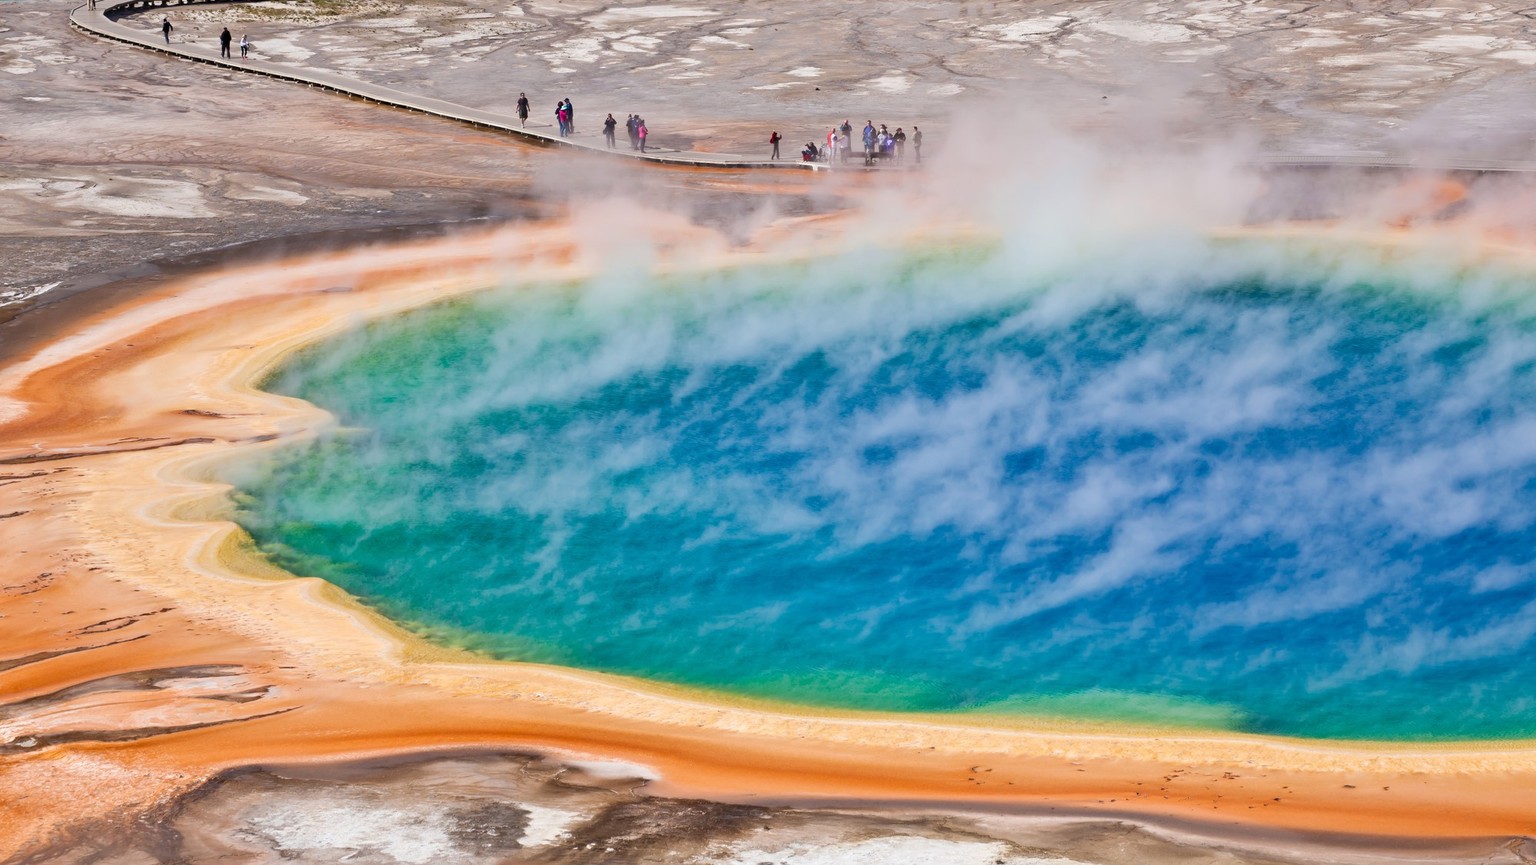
[67,0,841,172]
[66,1,1536,177]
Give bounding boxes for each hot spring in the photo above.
[232,238,1536,741]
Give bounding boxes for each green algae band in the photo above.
[233,242,1536,740]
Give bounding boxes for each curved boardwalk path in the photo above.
[68,0,829,172]
[66,0,1536,177]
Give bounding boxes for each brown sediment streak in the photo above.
[1,213,1535,860]
[0,438,217,466]
[0,636,150,673]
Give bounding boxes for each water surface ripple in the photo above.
[235,245,1536,739]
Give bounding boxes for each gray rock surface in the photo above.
[21,751,1530,865]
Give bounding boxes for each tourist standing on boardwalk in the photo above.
[563,98,575,133]
[603,113,617,148]
[769,131,781,160]
[893,127,906,163]
[219,27,232,58]
[626,114,638,149]
[516,93,529,127]
[912,126,922,163]
[840,119,852,145]
[555,102,568,137]
[862,121,876,161]
[826,128,837,164]
[161,17,172,43]
[637,118,648,152]
[239,34,249,58]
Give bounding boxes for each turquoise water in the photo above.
[233,243,1536,740]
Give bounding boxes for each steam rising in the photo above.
[233,117,1536,739]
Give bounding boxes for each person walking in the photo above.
[603,113,617,148]
[161,16,172,43]
[769,130,781,160]
[516,92,529,128]
[219,27,232,58]
[637,118,648,153]
[239,33,250,59]
[912,125,922,164]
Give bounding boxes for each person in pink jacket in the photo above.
[637,119,648,153]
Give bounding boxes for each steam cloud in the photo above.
[232,107,1536,739]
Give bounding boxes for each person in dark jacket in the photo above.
[219,27,232,58]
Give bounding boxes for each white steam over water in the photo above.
[236,113,1536,739]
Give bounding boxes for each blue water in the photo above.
[232,243,1536,740]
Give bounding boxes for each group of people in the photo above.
[862,121,917,163]
[553,97,577,136]
[217,27,251,59]
[619,114,650,151]
[137,29,927,166]
[775,120,923,166]
[582,108,656,152]
[514,94,649,151]
[159,18,250,59]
